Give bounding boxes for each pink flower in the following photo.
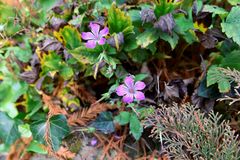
[90,137,98,146]
[116,76,146,103]
[81,22,109,49]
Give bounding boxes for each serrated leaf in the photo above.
[154,0,176,18]
[114,111,130,125]
[108,4,134,35]
[55,26,82,50]
[40,52,73,80]
[160,32,179,50]
[174,14,194,34]
[90,112,115,134]
[221,6,240,46]
[68,46,101,64]
[136,29,159,48]
[202,5,228,16]
[207,66,231,93]
[0,112,21,145]
[129,113,143,140]
[30,114,70,151]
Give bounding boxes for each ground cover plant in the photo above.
[1,0,240,159]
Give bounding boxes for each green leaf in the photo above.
[221,6,240,46]
[25,87,42,118]
[227,0,240,5]
[90,112,115,134]
[129,113,143,140]
[174,14,193,34]
[38,0,59,11]
[30,114,70,151]
[0,62,28,118]
[160,32,179,50]
[134,74,148,81]
[195,0,203,14]
[57,26,82,50]
[154,0,176,18]
[220,50,240,70]
[68,46,101,64]
[128,48,150,63]
[207,66,231,93]
[136,29,159,48]
[202,5,228,16]
[108,4,134,35]
[41,52,73,80]
[18,124,32,138]
[114,111,131,125]
[0,112,21,145]
[27,140,48,154]
[198,77,221,99]
[0,4,21,35]
[6,38,32,62]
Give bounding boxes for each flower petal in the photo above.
[134,91,145,101]
[99,27,109,37]
[134,81,146,90]
[122,94,134,103]
[81,32,95,40]
[116,84,128,96]
[89,22,100,37]
[124,76,134,89]
[98,38,106,45]
[85,40,97,48]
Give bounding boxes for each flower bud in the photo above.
[140,9,156,24]
[107,32,124,48]
[154,13,175,34]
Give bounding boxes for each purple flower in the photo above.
[81,22,109,49]
[90,137,98,146]
[116,76,146,103]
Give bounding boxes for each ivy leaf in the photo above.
[0,62,28,117]
[207,66,231,93]
[0,112,21,146]
[114,111,131,125]
[108,4,134,35]
[221,6,240,46]
[90,112,115,134]
[27,140,48,154]
[136,29,159,48]
[25,87,42,119]
[129,113,143,140]
[30,114,70,151]
[54,25,82,50]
